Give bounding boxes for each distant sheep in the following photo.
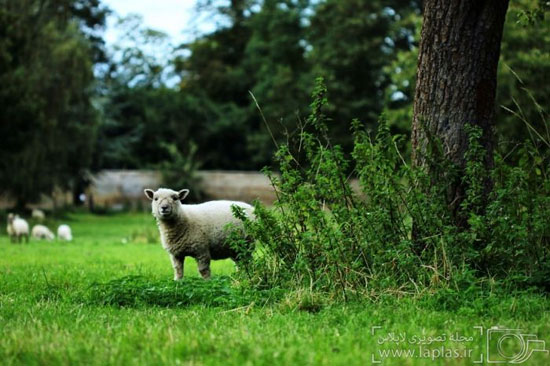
[32,209,45,221]
[57,224,73,241]
[144,188,254,280]
[31,225,55,241]
[6,214,29,243]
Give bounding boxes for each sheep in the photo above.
[6,214,29,243]
[57,224,73,241]
[31,225,55,241]
[144,188,254,280]
[32,209,45,221]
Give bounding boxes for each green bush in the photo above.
[230,78,550,299]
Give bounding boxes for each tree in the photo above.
[176,0,311,169]
[175,0,255,169]
[0,0,105,208]
[309,0,420,149]
[241,0,311,166]
[411,1,510,223]
[177,0,421,169]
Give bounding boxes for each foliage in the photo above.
[91,0,545,174]
[104,14,174,87]
[308,0,419,149]
[170,0,421,170]
[230,79,550,298]
[174,0,309,170]
[93,85,202,170]
[498,0,550,147]
[515,0,550,25]
[158,142,204,202]
[0,0,106,207]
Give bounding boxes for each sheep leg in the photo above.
[197,255,211,280]
[170,254,184,281]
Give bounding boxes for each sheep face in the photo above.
[144,188,189,220]
[7,213,14,225]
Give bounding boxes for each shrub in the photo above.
[230,78,550,299]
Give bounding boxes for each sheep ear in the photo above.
[178,189,190,202]
[144,189,155,200]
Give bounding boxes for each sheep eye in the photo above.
[172,196,178,201]
[154,198,158,201]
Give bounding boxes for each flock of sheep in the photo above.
[4,187,254,281]
[5,209,72,243]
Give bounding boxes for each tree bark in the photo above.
[412,0,510,222]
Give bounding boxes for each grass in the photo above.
[1,212,549,365]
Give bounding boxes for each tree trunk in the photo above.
[412,0,510,223]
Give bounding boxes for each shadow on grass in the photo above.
[86,275,279,308]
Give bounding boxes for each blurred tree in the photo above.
[497,0,550,149]
[308,0,420,149]
[0,0,106,208]
[93,15,207,181]
[105,14,174,87]
[241,0,311,166]
[174,0,255,169]
[80,0,548,183]
[175,0,422,169]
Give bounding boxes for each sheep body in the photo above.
[145,188,254,280]
[31,225,55,241]
[6,214,29,243]
[32,209,45,221]
[6,214,14,238]
[57,224,73,241]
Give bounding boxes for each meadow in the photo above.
[1,212,549,366]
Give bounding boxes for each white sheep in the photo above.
[144,188,254,280]
[31,225,55,241]
[57,224,73,241]
[6,213,29,243]
[32,209,45,221]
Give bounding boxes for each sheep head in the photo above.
[144,188,189,220]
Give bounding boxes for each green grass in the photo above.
[1,212,549,365]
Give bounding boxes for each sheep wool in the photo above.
[32,209,46,221]
[6,214,29,243]
[57,224,73,241]
[6,213,14,238]
[32,225,55,241]
[144,188,254,280]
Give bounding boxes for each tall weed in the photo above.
[230,78,550,299]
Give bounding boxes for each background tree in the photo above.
[497,0,550,148]
[174,0,255,169]
[308,0,419,149]
[241,0,311,166]
[172,0,422,169]
[0,0,107,208]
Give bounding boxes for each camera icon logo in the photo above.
[487,328,548,363]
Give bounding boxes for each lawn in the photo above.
[1,212,549,366]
